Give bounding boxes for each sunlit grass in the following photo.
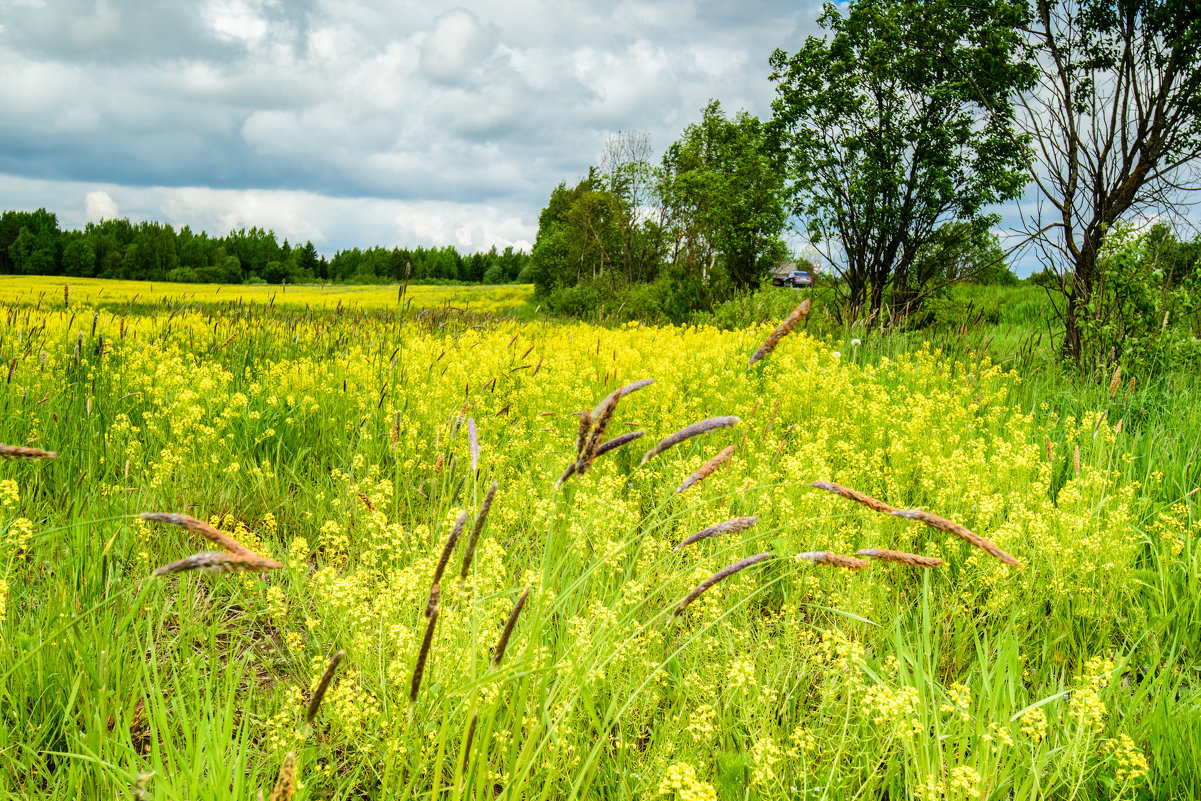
[0,283,1196,799]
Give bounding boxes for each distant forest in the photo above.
[0,208,532,285]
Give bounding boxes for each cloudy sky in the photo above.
[0,0,829,256]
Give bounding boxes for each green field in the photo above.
[1,280,1198,799]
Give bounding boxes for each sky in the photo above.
[0,0,828,258]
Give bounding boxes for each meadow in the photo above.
[1,280,1198,799]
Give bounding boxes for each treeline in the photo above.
[0,208,531,285]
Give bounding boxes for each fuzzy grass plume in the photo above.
[557,431,647,486]
[856,548,943,567]
[578,385,622,475]
[467,416,480,470]
[672,553,773,619]
[674,515,760,550]
[676,445,735,493]
[590,378,654,418]
[431,511,468,595]
[140,512,256,556]
[269,752,296,801]
[411,585,440,708]
[892,508,1021,567]
[151,550,282,577]
[460,481,498,581]
[0,443,58,460]
[641,416,740,465]
[306,650,345,724]
[493,588,529,667]
[794,551,870,571]
[749,298,811,366]
[809,481,899,515]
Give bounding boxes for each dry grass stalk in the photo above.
[269,752,296,801]
[140,512,255,556]
[672,553,772,619]
[891,508,1021,567]
[1108,365,1122,398]
[749,299,812,366]
[431,512,468,599]
[306,650,345,724]
[1073,445,1081,475]
[493,588,530,667]
[809,481,899,515]
[641,416,740,465]
[856,548,943,567]
[151,550,283,577]
[411,586,440,706]
[795,551,870,571]
[676,445,736,494]
[461,711,479,772]
[460,481,498,581]
[356,492,375,512]
[590,378,655,418]
[467,417,480,471]
[0,443,58,460]
[578,386,622,475]
[574,410,593,455]
[1114,417,1123,436]
[557,431,647,487]
[391,410,401,446]
[675,515,760,551]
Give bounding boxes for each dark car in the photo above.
[774,270,812,287]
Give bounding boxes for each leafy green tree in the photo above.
[659,101,789,288]
[529,173,626,296]
[769,0,1034,315]
[61,236,97,277]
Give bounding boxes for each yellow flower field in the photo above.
[0,281,1193,799]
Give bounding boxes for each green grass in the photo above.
[0,280,1198,799]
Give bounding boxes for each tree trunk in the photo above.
[1062,240,1098,367]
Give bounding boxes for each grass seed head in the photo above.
[794,551,870,571]
[460,480,498,581]
[269,752,296,801]
[410,586,440,707]
[856,548,943,567]
[675,515,760,550]
[749,299,811,366]
[493,588,530,667]
[467,416,480,471]
[140,511,255,556]
[0,443,58,460]
[672,553,773,619]
[151,550,283,577]
[431,511,468,595]
[809,481,899,515]
[306,650,345,724]
[891,508,1021,568]
[676,445,735,493]
[641,416,740,465]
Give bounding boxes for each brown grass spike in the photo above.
[430,511,468,597]
[891,508,1021,568]
[467,416,480,471]
[140,512,255,556]
[493,588,530,667]
[856,548,943,567]
[675,516,759,551]
[794,551,870,571]
[410,586,440,708]
[151,550,282,577]
[749,298,812,366]
[460,481,498,581]
[641,416,740,465]
[676,445,735,493]
[578,386,622,475]
[0,443,58,460]
[269,752,296,801]
[590,378,655,418]
[306,650,345,724]
[672,553,773,619]
[809,481,899,515]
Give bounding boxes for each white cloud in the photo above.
[85,190,118,221]
[419,8,495,85]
